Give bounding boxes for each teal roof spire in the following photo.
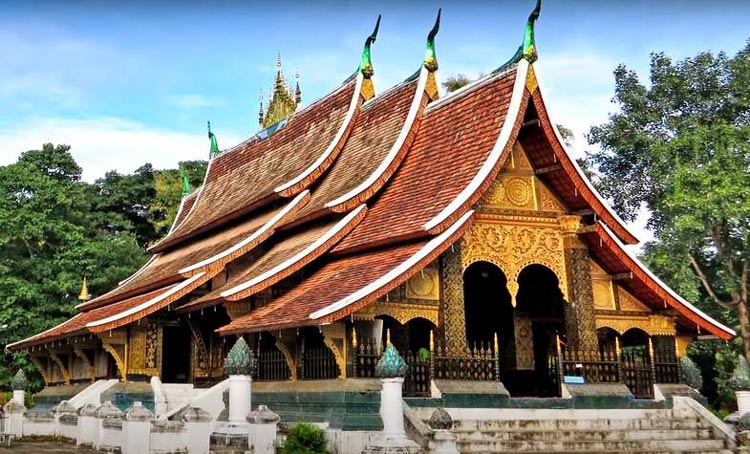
[359,15,381,77]
[495,0,542,73]
[522,0,542,63]
[424,9,441,71]
[208,121,219,158]
[179,169,191,197]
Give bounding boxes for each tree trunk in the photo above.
[738,300,750,365]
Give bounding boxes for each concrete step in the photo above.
[454,428,718,442]
[455,438,727,453]
[453,417,709,431]
[489,451,734,454]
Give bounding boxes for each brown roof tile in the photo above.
[217,210,473,334]
[177,206,367,313]
[289,78,422,223]
[151,79,360,252]
[333,70,520,254]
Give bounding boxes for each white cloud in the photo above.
[0,117,242,182]
[168,94,224,109]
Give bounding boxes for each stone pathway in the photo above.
[0,440,97,453]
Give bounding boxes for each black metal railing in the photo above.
[300,345,339,380]
[432,341,499,382]
[255,346,290,381]
[620,346,654,399]
[404,351,431,397]
[653,338,682,384]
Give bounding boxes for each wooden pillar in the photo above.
[559,215,598,351]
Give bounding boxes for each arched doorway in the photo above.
[513,264,566,396]
[620,328,654,398]
[597,327,619,356]
[463,261,515,380]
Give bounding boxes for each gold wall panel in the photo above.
[593,281,616,310]
[404,268,440,300]
[595,313,676,336]
[354,301,439,327]
[459,221,567,303]
[617,286,651,312]
[514,315,534,370]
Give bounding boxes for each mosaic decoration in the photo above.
[441,245,470,354]
[359,16,380,78]
[375,344,408,378]
[423,9,441,71]
[11,369,28,391]
[224,337,254,376]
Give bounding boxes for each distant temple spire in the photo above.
[208,121,220,158]
[78,278,91,302]
[423,9,441,71]
[259,52,301,129]
[359,15,381,78]
[180,169,191,197]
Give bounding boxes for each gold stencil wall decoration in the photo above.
[441,244,470,354]
[505,177,534,208]
[593,280,616,310]
[617,286,651,312]
[594,313,676,336]
[405,268,440,300]
[128,323,160,376]
[459,222,567,302]
[355,301,439,326]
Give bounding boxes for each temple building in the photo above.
[8,2,734,406]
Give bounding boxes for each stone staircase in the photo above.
[449,402,735,453]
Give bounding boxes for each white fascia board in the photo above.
[85,272,206,329]
[598,221,735,337]
[274,73,364,194]
[221,205,367,298]
[178,190,309,275]
[325,68,428,209]
[531,62,638,243]
[310,209,473,320]
[423,60,529,232]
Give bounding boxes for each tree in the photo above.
[442,74,472,93]
[586,42,750,361]
[150,160,207,239]
[0,144,146,390]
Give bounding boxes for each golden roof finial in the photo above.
[78,277,91,302]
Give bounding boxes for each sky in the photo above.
[1,0,749,242]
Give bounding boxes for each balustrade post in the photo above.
[429,330,435,384]
[615,336,623,383]
[493,333,501,382]
[352,327,359,378]
[555,334,564,394]
[648,337,657,385]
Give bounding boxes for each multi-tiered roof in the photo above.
[9,2,734,352]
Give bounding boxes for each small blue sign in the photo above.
[563,376,585,384]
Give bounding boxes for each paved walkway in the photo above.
[0,440,97,453]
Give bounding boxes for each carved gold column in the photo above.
[559,215,598,351]
[441,245,469,354]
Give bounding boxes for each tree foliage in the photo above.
[586,42,750,364]
[0,143,207,390]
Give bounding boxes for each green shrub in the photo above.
[281,423,329,454]
[729,354,750,391]
[681,356,703,390]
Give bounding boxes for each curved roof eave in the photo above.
[596,221,734,340]
[529,62,639,245]
[423,60,529,233]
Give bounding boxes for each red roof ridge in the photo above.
[425,63,519,113]
[593,221,734,340]
[423,60,530,234]
[529,63,639,245]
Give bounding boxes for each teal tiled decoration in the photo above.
[375,344,408,378]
